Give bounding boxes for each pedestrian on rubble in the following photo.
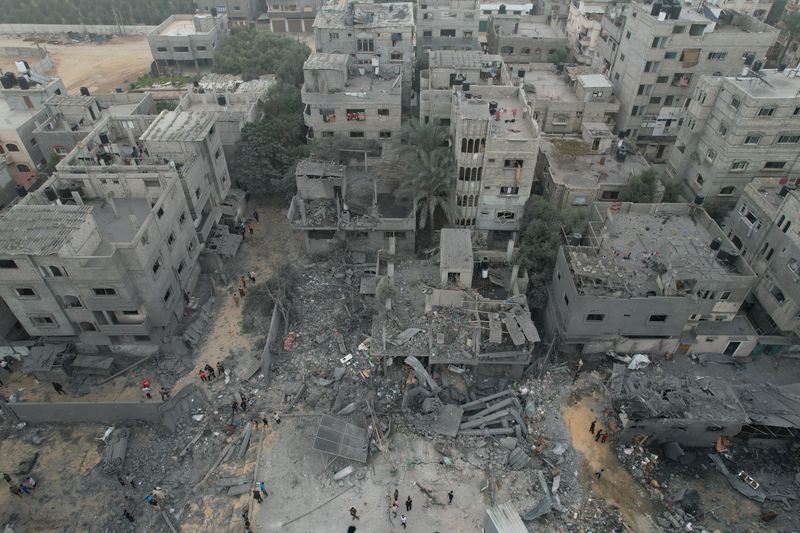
[406,496,412,511]
[253,489,263,504]
[241,275,247,289]
[117,474,127,487]
[248,271,256,283]
[601,432,608,444]
[199,369,207,383]
[18,483,30,494]
[253,210,259,223]
[144,494,157,507]
[52,381,65,395]
[241,398,248,412]
[393,489,399,502]
[595,429,603,442]
[273,411,281,424]
[595,469,604,479]
[238,286,246,298]
[590,420,596,434]
[26,476,35,489]
[232,400,239,415]
[204,363,216,380]
[142,385,152,400]
[390,501,398,517]
[241,509,249,522]
[126,473,136,490]
[400,514,407,528]
[160,386,170,401]
[448,490,454,504]
[262,416,270,428]
[9,485,21,497]
[348,527,356,533]
[123,509,135,522]
[259,481,268,497]
[253,417,259,430]
[350,506,360,520]
[248,223,254,237]
[3,473,11,484]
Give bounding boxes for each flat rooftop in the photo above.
[493,16,561,38]
[0,205,94,257]
[303,73,402,102]
[314,3,414,29]
[304,52,349,70]
[296,160,345,178]
[522,70,576,102]
[726,70,800,100]
[745,178,792,211]
[440,228,473,271]
[0,99,40,130]
[90,198,151,245]
[140,111,215,143]
[541,136,648,188]
[158,16,214,36]
[429,51,504,69]
[454,87,537,140]
[578,73,612,89]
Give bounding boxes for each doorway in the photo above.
[723,341,741,356]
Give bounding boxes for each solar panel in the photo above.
[312,414,369,463]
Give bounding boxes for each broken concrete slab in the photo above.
[214,474,252,488]
[333,465,354,481]
[227,483,252,496]
[459,427,516,436]
[431,404,464,438]
[390,328,424,346]
[500,437,517,450]
[404,355,441,394]
[708,454,766,502]
[158,383,213,433]
[337,402,357,416]
[507,447,532,470]
[662,441,685,461]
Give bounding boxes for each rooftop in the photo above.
[734,383,800,429]
[569,204,754,297]
[540,135,648,189]
[454,86,537,140]
[90,198,152,245]
[157,15,218,36]
[140,111,216,143]
[313,3,414,29]
[492,15,561,38]
[428,51,504,69]
[578,73,612,89]
[441,228,473,271]
[0,205,94,257]
[694,314,757,337]
[725,70,800,100]
[296,160,345,178]
[522,70,576,103]
[743,178,798,212]
[304,52,349,70]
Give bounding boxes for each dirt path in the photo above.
[563,396,659,533]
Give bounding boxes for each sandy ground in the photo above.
[0,36,152,93]
[563,394,659,533]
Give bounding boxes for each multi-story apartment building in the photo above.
[565,0,614,65]
[416,0,480,60]
[479,3,534,32]
[538,0,571,25]
[449,85,539,248]
[288,159,415,255]
[545,202,758,355]
[194,0,265,23]
[148,14,229,74]
[667,70,800,204]
[419,50,509,125]
[726,179,800,336]
[707,0,773,21]
[301,52,403,145]
[596,1,778,161]
[313,2,415,109]
[257,0,321,33]
[0,166,201,349]
[1,73,66,188]
[0,155,14,205]
[487,14,569,64]
[525,68,619,133]
[32,92,156,165]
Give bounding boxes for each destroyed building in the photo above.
[419,50,509,125]
[148,14,230,74]
[544,202,758,356]
[301,52,403,145]
[733,382,800,445]
[534,134,659,209]
[0,165,200,349]
[313,2,415,109]
[288,158,415,255]
[416,0,481,59]
[449,85,540,250]
[612,365,750,447]
[487,14,569,64]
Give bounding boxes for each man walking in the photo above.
[406,496,412,511]
[595,428,603,442]
[141,384,151,400]
[601,432,608,443]
[590,420,596,434]
[238,286,246,298]
[123,509,135,522]
[216,361,225,376]
[204,363,216,380]
[198,369,207,383]
[3,473,12,484]
[240,398,248,412]
[448,490,454,504]
[350,506,360,520]
[52,382,65,395]
[390,501,398,518]
[240,275,247,289]
[259,481,268,497]
[253,489,263,504]
[248,271,256,283]
[159,386,170,401]
[400,514,407,529]
[595,469,605,479]
[248,223,254,237]
[273,411,281,424]
[232,400,239,415]
[253,210,260,223]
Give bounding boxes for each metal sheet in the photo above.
[502,315,526,346]
[312,414,369,463]
[488,313,502,344]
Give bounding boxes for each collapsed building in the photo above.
[288,159,415,255]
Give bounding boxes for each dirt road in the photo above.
[0,36,152,93]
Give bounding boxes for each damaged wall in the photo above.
[5,401,161,425]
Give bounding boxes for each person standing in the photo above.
[248,223,254,238]
[390,501,398,518]
[448,490,454,504]
[240,398,248,413]
[160,387,171,401]
[595,429,603,442]
[253,489,263,504]
[393,489,399,502]
[232,400,239,415]
[123,509,135,522]
[590,420,596,434]
[259,481,268,497]
[595,469,604,479]
[18,483,30,494]
[405,496,412,511]
[52,382,65,395]
[350,506,360,520]
[248,271,256,283]
[240,275,247,289]
[141,385,151,400]
[400,514,407,529]
[253,210,260,223]
[238,286,246,298]
[3,473,11,484]
[26,477,35,489]
[216,361,225,376]
[273,411,281,424]
[199,369,207,383]
[204,363,216,380]
[601,432,608,443]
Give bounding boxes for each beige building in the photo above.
[416,0,480,59]
[487,14,569,64]
[148,14,229,74]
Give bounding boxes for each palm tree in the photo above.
[778,12,800,66]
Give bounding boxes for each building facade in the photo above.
[667,70,800,204]
[416,0,480,60]
[195,0,265,22]
[149,14,230,74]
[487,14,569,64]
[596,1,778,161]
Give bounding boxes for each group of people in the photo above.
[4,473,35,497]
[199,361,226,383]
[590,419,610,444]
[237,272,256,299]
[347,489,454,530]
[139,378,171,402]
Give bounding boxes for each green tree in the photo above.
[214,29,310,85]
[547,48,570,64]
[620,168,659,203]
[779,12,800,65]
[661,181,685,203]
[518,197,587,309]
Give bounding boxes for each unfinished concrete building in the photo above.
[313,2,415,109]
[449,85,539,250]
[666,70,800,204]
[612,365,750,447]
[288,159,415,255]
[487,14,569,64]
[194,0,265,23]
[419,51,509,125]
[565,0,613,65]
[55,111,231,246]
[416,0,480,59]
[524,68,619,134]
[32,92,156,165]
[544,202,758,356]
[0,167,200,349]
[535,134,659,208]
[726,179,800,340]
[148,14,229,74]
[301,53,402,145]
[596,1,778,161]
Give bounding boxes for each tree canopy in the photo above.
[0,0,193,24]
[620,168,659,203]
[782,12,800,38]
[518,197,587,309]
[214,29,311,85]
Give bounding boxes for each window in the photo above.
[758,107,775,117]
[196,46,207,51]
[163,288,173,304]
[744,135,760,145]
[707,52,727,60]
[152,257,162,276]
[179,211,187,225]
[649,314,668,322]
[499,186,519,195]
[672,25,685,34]
[346,108,366,121]
[631,106,640,116]
[93,288,117,296]
[173,46,189,53]
[384,231,406,240]
[705,147,717,162]
[15,288,37,298]
[664,51,677,59]
[379,131,392,139]
[765,161,787,169]
[16,164,30,173]
[649,97,661,104]
[29,315,56,328]
[730,96,741,110]
[563,294,570,306]
[778,135,800,144]
[390,51,402,61]
[177,260,185,275]
[657,76,669,83]
[167,233,175,247]
[214,148,221,160]
[663,95,674,106]
[586,313,605,322]
[504,159,523,168]
[717,122,728,136]
[626,31,631,39]
[188,239,196,255]
[440,29,456,37]
[644,61,660,72]
[637,84,649,95]
[156,47,167,52]
[349,131,365,138]
[719,186,735,195]
[156,206,165,218]
[601,190,620,200]
[614,72,620,81]
[194,186,201,199]
[322,131,334,138]
[496,211,515,220]
[771,286,786,303]
[651,37,667,48]
[377,109,390,117]
[0,260,17,269]
[720,291,731,300]
[329,32,339,41]
[46,265,66,277]
[356,39,374,52]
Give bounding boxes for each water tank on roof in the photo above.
[517,69,525,78]
[80,86,90,96]
[217,95,227,106]
[693,194,704,205]
[211,7,218,17]
[17,77,30,90]
[0,73,15,89]
[499,4,507,14]
[99,132,110,144]
[489,101,498,114]
[462,82,470,92]
[44,187,58,201]
[710,237,722,251]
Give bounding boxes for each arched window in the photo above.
[461,138,467,152]
[16,164,31,173]
[471,167,478,181]
[459,167,465,180]
[467,139,474,153]
[501,46,514,54]
[456,196,463,206]
[783,220,792,233]
[777,215,785,227]
[5,143,20,152]
[477,167,482,181]
[521,48,531,54]
[731,235,743,250]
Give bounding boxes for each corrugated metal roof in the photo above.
[485,502,527,533]
[0,205,93,256]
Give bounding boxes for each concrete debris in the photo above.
[499,437,517,450]
[333,465,354,480]
[227,483,252,496]
[552,443,567,456]
[506,447,532,470]
[213,474,252,488]
[662,441,685,461]
[101,427,130,476]
[430,404,464,437]
[237,422,253,459]
[404,355,441,394]
[708,454,766,502]
[337,402,357,416]
[390,328,424,346]
[183,298,214,348]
